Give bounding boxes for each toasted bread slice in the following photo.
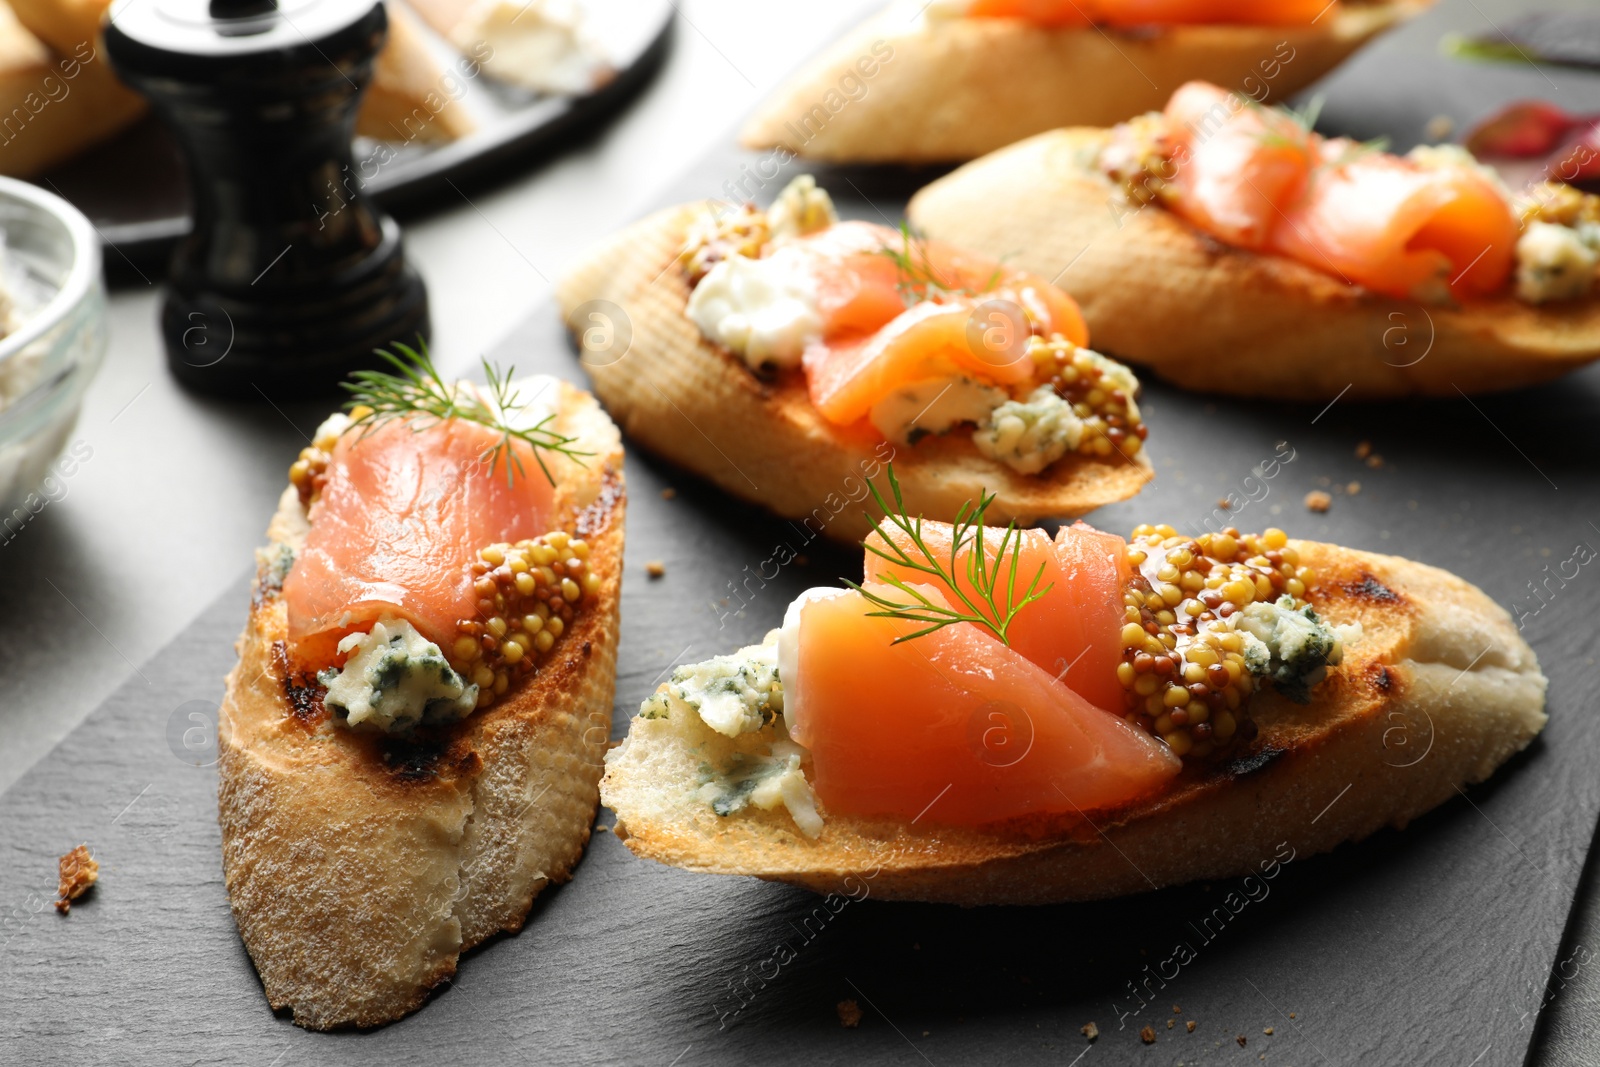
[0,1,144,177]
[555,203,1153,544]
[602,542,1546,905]
[907,128,1600,399]
[739,2,1429,165]
[362,3,476,143]
[217,380,625,1030]
[5,0,472,147]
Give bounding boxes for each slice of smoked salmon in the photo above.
[1269,145,1518,300]
[783,584,1180,825]
[282,418,555,670]
[792,223,1089,427]
[967,0,1326,27]
[1164,81,1314,250]
[861,519,1128,712]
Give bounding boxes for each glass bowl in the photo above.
[0,177,106,518]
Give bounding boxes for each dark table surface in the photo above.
[3,1,1600,1064]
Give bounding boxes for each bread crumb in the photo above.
[55,844,97,914]
[1264,1027,1275,1035]
[1355,440,1371,459]
[1173,1005,1182,1013]
[1167,1019,1175,1029]
[1140,1026,1156,1044]
[1081,1022,1099,1041]
[1366,454,1384,469]
[1289,1012,1296,1019]
[1187,1021,1197,1033]
[795,554,809,566]
[1346,481,1361,495]
[660,487,677,500]
[645,561,666,578]
[837,999,862,1028]
[1237,1035,1248,1048]
[1425,114,1455,142]
[1305,490,1332,513]
[1217,497,1231,510]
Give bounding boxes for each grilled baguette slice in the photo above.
[739,2,1429,164]
[602,542,1546,905]
[907,128,1600,399]
[217,380,624,1030]
[554,203,1152,544]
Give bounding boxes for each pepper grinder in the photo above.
[105,0,429,395]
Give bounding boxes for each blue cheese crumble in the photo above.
[1515,220,1599,304]
[972,384,1084,474]
[870,376,1008,447]
[637,635,823,837]
[318,616,479,732]
[1234,597,1358,704]
[640,639,783,737]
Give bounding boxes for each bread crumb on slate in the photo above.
[1425,114,1455,141]
[1237,1035,1248,1048]
[1167,1019,1174,1030]
[645,561,666,578]
[1173,1005,1182,1014]
[1140,1026,1156,1044]
[1217,497,1231,510]
[1366,454,1384,469]
[837,999,862,1028]
[1355,440,1371,459]
[1305,490,1332,513]
[1081,1022,1099,1041]
[1289,1012,1297,1019]
[1264,1027,1275,1035]
[660,488,677,500]
[1346,481,1361,495]
[55,844,97,914]
[1187,1021,1197,1033]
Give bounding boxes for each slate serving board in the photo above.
[5,3,1600,1065]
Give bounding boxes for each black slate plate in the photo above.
[5,4,1600,1065]
[37,0,673,274]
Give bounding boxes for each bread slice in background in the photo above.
[4,0,474,149]
[0,0,143,176]
[740,2,1430,164]
[908,128,1600,399]
[555,203,1153,544]
[218,381,624,1030]
[603,542,1547,904]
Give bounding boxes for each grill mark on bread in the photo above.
[272,640,328,726]
[1219,746,1285,780]
[576,470,625,539]
[1342,572,1401,604]
[1371,663,1396,694]
[378,735,483,784]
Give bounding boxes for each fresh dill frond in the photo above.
[874,221,999,308]
[1248,94,1324,153]
[844,465,1052,647]
[342,339,590,487]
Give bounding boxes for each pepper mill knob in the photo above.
[104,0,429,395]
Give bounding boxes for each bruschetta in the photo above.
[740,0,1429,164]
[218,349,625,1030]
[556,176,1152,543]
[601,468,1547,904]
[908,81,1600,399]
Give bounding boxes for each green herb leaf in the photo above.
[341,339,590,487]
[844,464,1052,647]
[873,221,1000,308]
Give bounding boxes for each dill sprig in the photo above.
[342,340,590,487]
[845,465,1052,646]
[874,221,1001,307]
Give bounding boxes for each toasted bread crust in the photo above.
[602,542,1547,905]
[218,383,625,1030]
[907,128,1600,399]
[555,204,1152,543]
[739,3,1427,164]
